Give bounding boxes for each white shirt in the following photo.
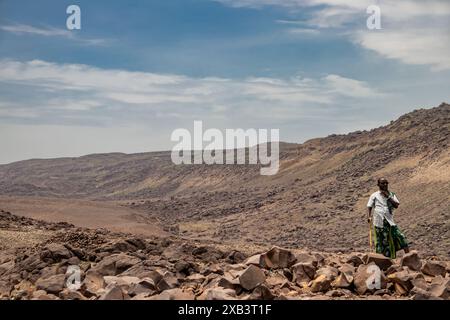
[367,191,399,227]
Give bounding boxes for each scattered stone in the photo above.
[400,251,422,271]
[363,253,393,271]
[310,274,331,293]
[291,262,316,286]
[35,274,66,294]
[239,265,266,290]
[259,247,296,269]
[354,263,387,295]
[421,261,446,277]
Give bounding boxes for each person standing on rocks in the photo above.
[367,178,409,258]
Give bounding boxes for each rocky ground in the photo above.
[1,210,448,300]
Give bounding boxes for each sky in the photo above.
[0,0,449,164]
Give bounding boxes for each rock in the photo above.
[411,287,433,300]
[346,254,364,267]
[184,273,206,284]
[363,253,393,271]
[192,246,224,262]
[400,251,422,271]
[393,282,408,295]
[315,266,339,281]
[128,278,156,296]
[147,269,165,285]
[41,244,72,262]
[411,278,429,291]
[174,261,191,274]
[245,254,262,266]
[259,246,297,269]
[387,269,415,294]
[226,251,247,264]
[266,272,288,287]
[217,275,241,292]
[0,281,12,299]
[338,263,355,277]
[33,292,60,300]
[157,273,179,292]
[201,263,223,276]
[325,289,345,297]
[251,284,275,300]
[93,253,140,276]
[429,276,449,299]
[200,288,236,300]
[151,288,195,300]
[59,289,87,300]
[239,265,266,291]
[295,252,318,266]
[31,290,49,300]
[332,272,353,288]
[18,254,48,273]
[421,261,446,277]
[291,262,316,286]
[103,275,140,294]
[99,284,126,300]
[354,263,388,295]
[81,270,106,297]
[35,274,66,294]
[310,274,331,293]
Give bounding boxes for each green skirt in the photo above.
[373,219,408,259]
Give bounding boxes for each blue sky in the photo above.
[0,0,449,163]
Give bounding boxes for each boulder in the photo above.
[400,251,422,271]
[429,276,449,299]
[291,262,316,286]
[157,273,179,292]
[35,274,66,294]
[217,275,241,292]
[251,284,275,300]
[81,270,106,297]
[245,254,263,266]
[388,269,418,295]
[310,274,332,293]
[411,287,433,300]
[239,265,266,291]
[421,261,446,277]
[128,278,156,296]
[147,269,165,285]
[295,252,318,266]
[346,254,364,267]
[332,272,353,288]
[354,263,388,295]
[338,263,355,277]
[315,266,339,281]
[99,284,126,300]
[103,275,140,294]
[363,253,392,271]
[93,253,140,276]
[259,246,297,269]
[41,244,73,262]
[184,273,206,284]
[226,251,247,264]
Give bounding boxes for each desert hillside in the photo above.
[0,103,449,257]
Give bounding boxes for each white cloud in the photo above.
[0,23,110,46]
[216,0,450,70]
[0,59,380,127]
[354,29,450,71]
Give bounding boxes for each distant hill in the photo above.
[0,103,448,257]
